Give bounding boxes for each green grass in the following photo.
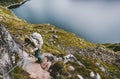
[0,5,96,55]
[0,5,96,79]
[0,4,120,79]
[13,67,34,79]
[103,43,120,52]
[50,53,120,79]
[68,53,120,79]
[0,0,23,6]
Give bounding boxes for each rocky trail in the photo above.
[0,19,120,79]
[21,52,51,79]
[0,23,51,79]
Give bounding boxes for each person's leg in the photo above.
[34,49,40,57]
[37,56,42,63]
[34,49,42,63]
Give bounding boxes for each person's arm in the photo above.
[24,37,31,46]
[30,47,38,53]
[30,36,39,48]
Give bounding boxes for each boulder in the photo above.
[68,66,75,72]
[52,35,58,39]
[77,74,84,79]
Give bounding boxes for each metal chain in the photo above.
[2,45,24,78]
[3,59,24,78]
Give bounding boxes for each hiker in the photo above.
[24,32,43,63]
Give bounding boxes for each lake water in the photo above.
[12,0,120,43]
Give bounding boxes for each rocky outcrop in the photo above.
[0,23,17,79]
[8,0,27,9]
[22,55,51,79]
[63,46,120,68]
[0,23,51,79]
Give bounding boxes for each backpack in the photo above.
[31,32,43,49]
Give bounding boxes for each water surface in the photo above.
[12,0,120,43]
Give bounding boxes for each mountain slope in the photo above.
[103,43,120,52]
[0,0,23,6]
[0,5,120,79]
[0,23,51,79]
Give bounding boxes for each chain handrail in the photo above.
[2,45,24,78]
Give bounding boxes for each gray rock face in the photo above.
[68,66,75,72]
[0,23,24,79]
[0,23,51,79]
[0,23,16,79]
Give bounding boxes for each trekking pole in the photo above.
[21,44,24,67]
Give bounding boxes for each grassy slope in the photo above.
[0,5,95,55]
[103,43,120,52]
[0,5,120,79]
[0,0,23,6]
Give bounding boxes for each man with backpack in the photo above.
[25,32,43,63]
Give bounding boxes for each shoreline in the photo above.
[7,0,29,9]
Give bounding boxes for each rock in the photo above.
[0,23,17,79]
[96,62,108,75]
[90,71,95,78]
[42,53,57,64]
[80,42,83,45]
[52,35,58,39]
[64,54,85,67]
[90,71,101,79]
[44,30,48,34]
[77,74,84,79]
[49,39,54,42]
[11,55,15,64]
[50,42,53,45]
[57,44,60,48]
[0,23,51,79]
[99,66,106,72]
[51,27,54,31]
[22,56,51,79]
[64,54,75,63]
[115,58,120,68]
[47,23,50,26]
[96,62,100,66]
[64,54,76,60]
[77,61,84,66]
[79,51,82,54]
[69,66,75,72]
[96,73,101,79]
